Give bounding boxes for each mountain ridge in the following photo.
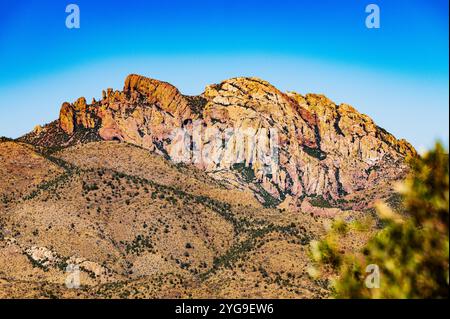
[19,74,416,208]
[0,74,417,298]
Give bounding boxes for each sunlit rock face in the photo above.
[54,74,416,204]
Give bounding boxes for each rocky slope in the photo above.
[21,74,416,207]
[0,140,330,298]
[1,74,416,298]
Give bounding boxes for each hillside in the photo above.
[21,74,416,207]
[0,74,415,298]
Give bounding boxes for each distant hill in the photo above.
[0,74,415,298]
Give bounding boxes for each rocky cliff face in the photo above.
[26,74,416,206]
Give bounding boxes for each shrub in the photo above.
[331,219,349,235]
[312,143,449,298]
[310,236,342,269]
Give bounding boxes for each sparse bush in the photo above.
[310,236,342,269]
[309,195,333,208]
[331,219,348,235]
[312,143,449,298]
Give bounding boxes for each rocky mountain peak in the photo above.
[123,74,192,118]
[23,74,416,207]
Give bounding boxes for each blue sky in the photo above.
[0,0,448,151]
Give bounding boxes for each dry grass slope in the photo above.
[0,140,370,299]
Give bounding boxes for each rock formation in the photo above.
[33,74,416,205]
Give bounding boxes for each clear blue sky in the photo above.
[0,0,448,151]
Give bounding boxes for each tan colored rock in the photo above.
[124,74,192,120]
[59,102,75,134]
[25,246,59,268]
[54,74,416,205]
[33,125,43,135]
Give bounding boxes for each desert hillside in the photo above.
[0,75,415,298]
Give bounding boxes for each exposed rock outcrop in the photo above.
[35,74,416,205]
